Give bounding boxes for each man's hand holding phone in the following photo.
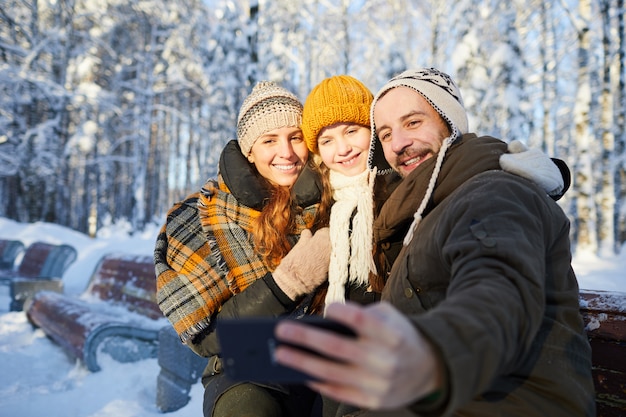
[273,301,444,411]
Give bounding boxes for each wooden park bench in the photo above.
[0,239,25,272]
[25,253,166,372]
[0,241,78,311]
[579,289,626,417]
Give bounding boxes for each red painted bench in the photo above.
[26,253,165,372]
[0,241,76,282]
[0,241,77,311]
[579,289,626,417]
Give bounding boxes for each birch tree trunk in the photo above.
[574,0,597,251]
[616,0,626,249]
[540,1,556,155]
[598,0,616,254]
[131,19,159,232]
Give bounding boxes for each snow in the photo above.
[573,248,626,293]
[0,216,624,416]
[0,217,202,417]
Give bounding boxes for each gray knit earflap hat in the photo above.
[369,68,469,245]
[370,68,468,147]
[237,81,303,156]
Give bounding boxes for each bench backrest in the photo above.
[0,239,24,270]
[16,242,58,278]
[40,244,78,279]
[15,242,77,279]
[84,253,162,319]
[579,289,626,417]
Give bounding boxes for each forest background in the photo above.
[1,0,625,257]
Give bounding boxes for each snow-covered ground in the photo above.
[0,218,201,417]
[0,217,624,417]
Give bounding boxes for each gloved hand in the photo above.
[273,227,331,300]
[499,140,564,196]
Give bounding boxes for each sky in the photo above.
[0,216,624,417]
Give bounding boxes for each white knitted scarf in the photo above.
[325,168,377,310]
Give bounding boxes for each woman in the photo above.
[155,81,331,417]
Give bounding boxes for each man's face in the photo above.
[373,87,451,178]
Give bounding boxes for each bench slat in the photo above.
[580,289,626,416]
[84,254,162,319]
[15,242,58,278]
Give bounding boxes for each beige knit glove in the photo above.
[499,140,564,196]
[273,227,331,300]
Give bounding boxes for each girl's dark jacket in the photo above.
[359,134,595,417]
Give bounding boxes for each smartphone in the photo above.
[216,316,356,384]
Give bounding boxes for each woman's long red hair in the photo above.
[252,162,332,271]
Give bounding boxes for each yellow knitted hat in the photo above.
[302,75,373,153]
[237,81,303,156]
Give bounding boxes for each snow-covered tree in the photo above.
[0,0,624,254]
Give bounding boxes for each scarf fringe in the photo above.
[179,320,212,345]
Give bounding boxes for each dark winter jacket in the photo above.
[363,134,595,417]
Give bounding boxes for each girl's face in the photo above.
[247,126,309,187]
[317,123,371,177]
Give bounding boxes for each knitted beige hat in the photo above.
[237,81,303,156]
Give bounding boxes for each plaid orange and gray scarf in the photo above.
[155,176,317,344]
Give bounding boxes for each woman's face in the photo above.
[248,126,309,187]
[317,123,371,177]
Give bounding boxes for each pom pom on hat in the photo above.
[237,81,303,156]
[302,75,373,153]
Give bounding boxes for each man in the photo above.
[274,68,595,416]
